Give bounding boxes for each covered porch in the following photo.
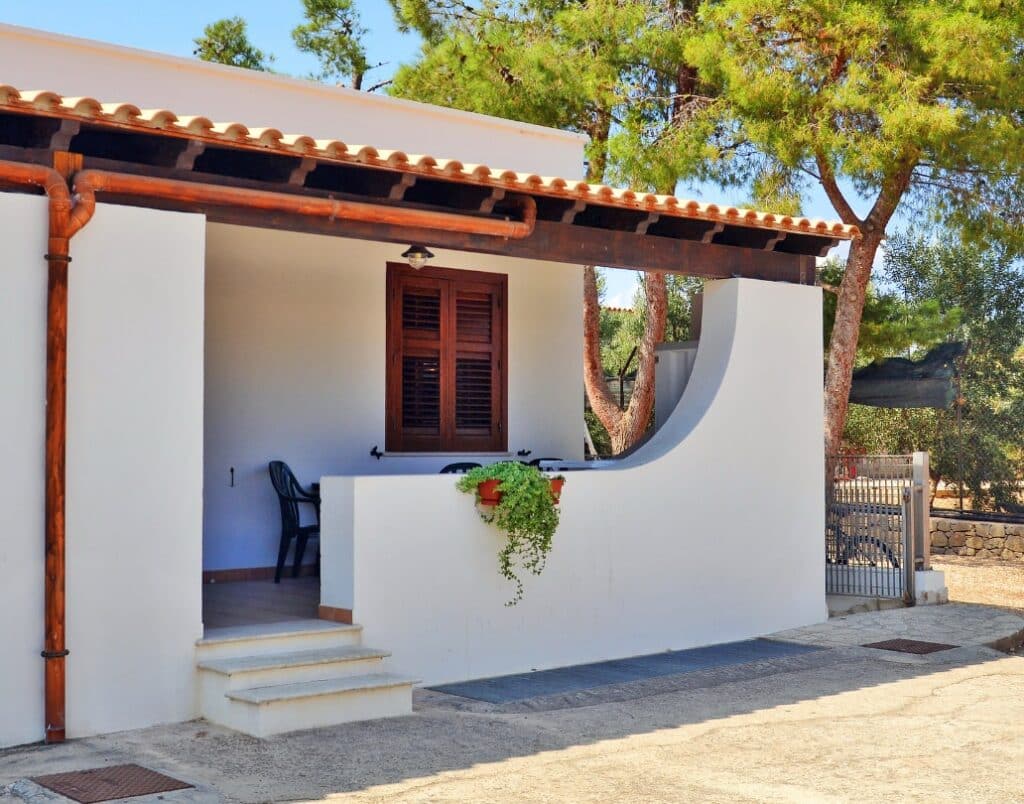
[0,81,855,743]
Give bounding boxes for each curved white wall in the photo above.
[320,278,827,685]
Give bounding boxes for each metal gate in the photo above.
[826,453,928,600]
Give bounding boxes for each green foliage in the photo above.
[843,233,1024,510]
[456,462,562,604]
[389,1,686,185]
[843,405,935,455]
[193,17,273,71]
[627,0,1024,230]
[585,408,612,456]
[293,0,376,89]
[820,258,959,365]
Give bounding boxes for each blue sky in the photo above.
[3,2,874,306]
[0,2,422,82]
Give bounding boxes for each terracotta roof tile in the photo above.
[0,83,860,240]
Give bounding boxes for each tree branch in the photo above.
[815,150,862,227]
[866,148,919,230]
[618,272,668,451]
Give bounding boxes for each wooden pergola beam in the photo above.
[0,142,820,282]
[197,204,812,281]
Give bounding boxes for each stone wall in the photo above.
[931,518,1024,560]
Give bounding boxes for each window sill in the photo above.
[381,452,513,458]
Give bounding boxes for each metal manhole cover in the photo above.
[31,763,193,803]
[862,639,958,655]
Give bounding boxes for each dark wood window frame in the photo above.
[386,262,508,452]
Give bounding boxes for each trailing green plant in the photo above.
[456,461,563,606]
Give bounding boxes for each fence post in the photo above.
[912,451,930,571]
[902,486,917,606]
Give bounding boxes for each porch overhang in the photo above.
[0,84,857,283]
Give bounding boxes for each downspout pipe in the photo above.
[0,159,91,744]
[0,158,535,745]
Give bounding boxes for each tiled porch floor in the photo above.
[202,577,319,631]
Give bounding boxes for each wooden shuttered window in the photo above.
[386,263,507,452]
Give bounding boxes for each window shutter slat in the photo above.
[402,353,441,433]
[455,354,492,432]
[402,288,441,333]
[456,292,493,343]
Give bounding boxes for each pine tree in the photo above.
[194,17,273,71]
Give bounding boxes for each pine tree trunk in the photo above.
[823,230,885,456]
[611,273,667,453]
[583,265,625,434]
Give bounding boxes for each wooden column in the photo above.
[43,151,80,743]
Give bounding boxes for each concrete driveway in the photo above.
[3,604,1024,803]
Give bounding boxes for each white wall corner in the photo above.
[320,476,355,612]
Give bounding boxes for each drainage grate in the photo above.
[862,639,958,655]
[32,764,193,803]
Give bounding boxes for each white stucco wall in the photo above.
[0,24,586,179]
[0,193,48,748]
[0,199,205,747]
[63,204,205,738]
[320,278,827,686]
[203,224,583,572]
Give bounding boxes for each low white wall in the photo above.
[0,24,586,179]
[0,193,48,747]
[203,224,583,572]
[321,278,827,685]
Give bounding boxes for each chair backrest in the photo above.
[269,460,302,531]
[439,462,482,474]
[527,457,564,467]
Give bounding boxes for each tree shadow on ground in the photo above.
[2,639,1020,802]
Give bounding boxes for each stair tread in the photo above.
[198,619,361,646]
[199,645,390,675]
[227,672,417,704]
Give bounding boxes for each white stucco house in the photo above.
[0,24,858,746]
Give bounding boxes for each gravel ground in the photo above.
[4,603,1024,803]
[3,645,1023,804]
[932,555,1024,613]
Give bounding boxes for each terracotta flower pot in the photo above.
[549,477,565,504]
[477,478,503,506]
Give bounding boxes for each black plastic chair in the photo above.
[268,460,320,583]
[439,462,482,474]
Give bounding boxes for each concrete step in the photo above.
[196,619,362,661]
[198,645,391,690]
[218,673,416,738]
